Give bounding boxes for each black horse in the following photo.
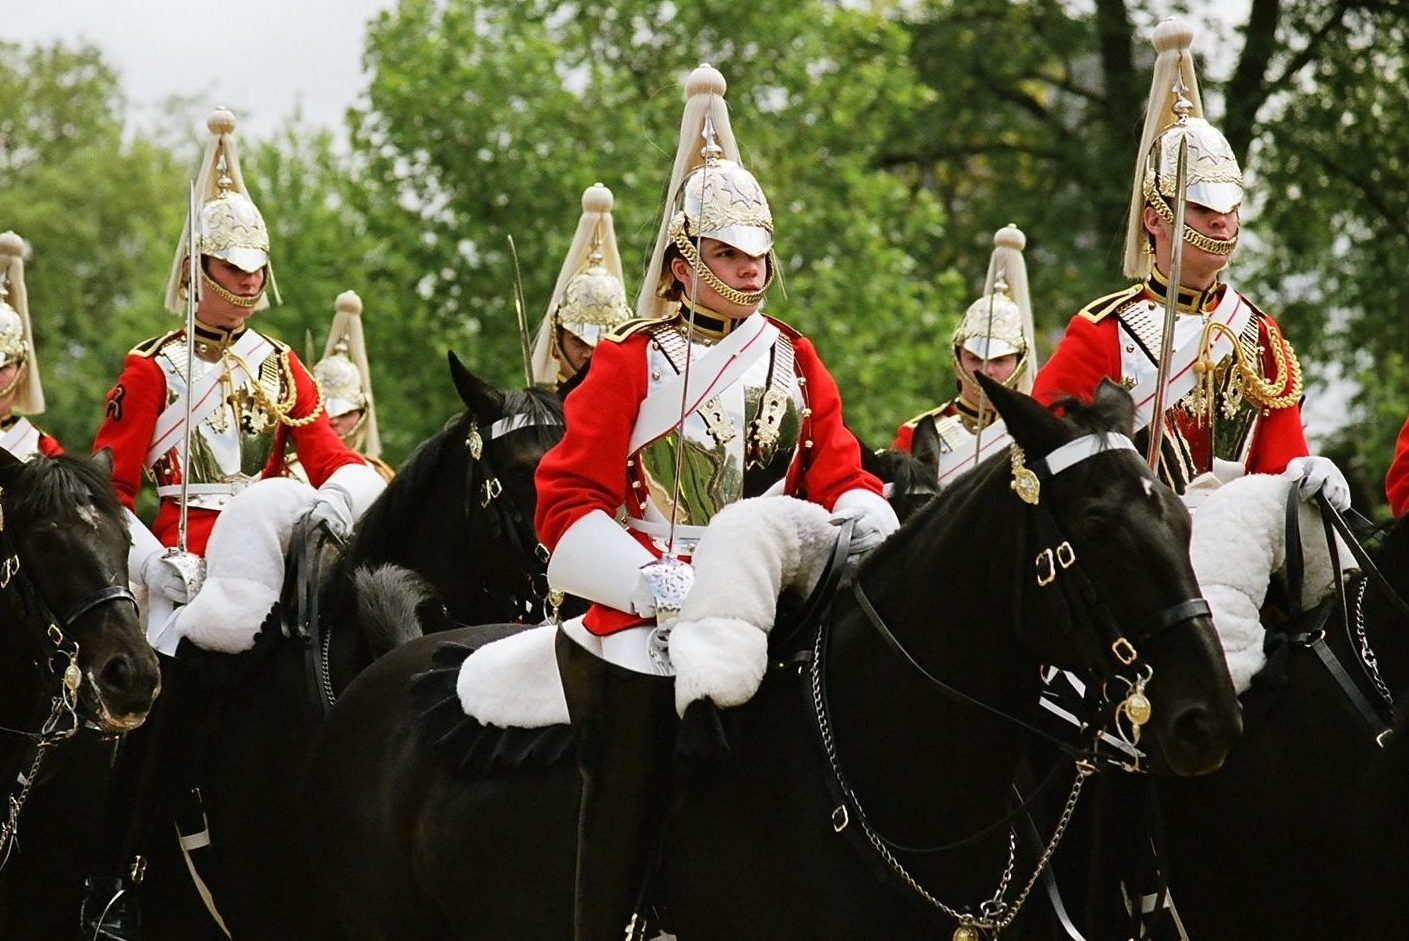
[125,354,566,941]
[300,377,1241,941]
[1144,504,1409,939]
[0,449,162,941]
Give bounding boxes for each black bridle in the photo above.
[806,432,1213,935]
[0,483,140,865]
[463,410,563,623]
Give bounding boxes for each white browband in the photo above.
[1034,433,1138,478]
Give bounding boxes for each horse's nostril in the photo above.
[99,653,136,695]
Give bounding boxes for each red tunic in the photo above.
[93,327,364,554]
[536,314,882,633]
[1387,416,1409,517]
[1032,285,1308,480]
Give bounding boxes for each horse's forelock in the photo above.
[499,387,565,453]
[6,454,123,525]
[1050,393,1129,439]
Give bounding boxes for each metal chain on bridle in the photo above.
[0,483,139,867]
[809,433,1212,940]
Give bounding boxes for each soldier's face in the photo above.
[0,362,17,416]
[199,257,267,329]
[1144,202,1239,290]
[957,349,1019,406]
[671,238,766,320]
[559,329,593,373]
[329,409,364,439]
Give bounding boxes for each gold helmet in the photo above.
[1123,19,1244,280]
[0,232,45,414]
[164,108,281,314]
[638,64,775,319]
[313,290,381,458]
[530,183,633,386]
[951,224,1037,395]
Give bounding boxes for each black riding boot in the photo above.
[556,629,677,941]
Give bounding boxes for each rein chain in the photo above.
[808,433,1208,939]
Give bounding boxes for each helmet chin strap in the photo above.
[1143,181,1238,256]
[672,230,773,307]
[200,268,264,309]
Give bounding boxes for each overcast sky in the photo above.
[3,0,397,139]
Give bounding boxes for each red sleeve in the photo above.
[1386,416,1409,517]
[1031,315,1122,407]
[790,337,883,509]
[276,351,365,486]
[92,354,166,511]
[1244,314,1309,475]
[534,335,649,550]
[38,433,64,457]
[891,422,915,453]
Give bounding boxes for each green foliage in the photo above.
[351,0,961,446]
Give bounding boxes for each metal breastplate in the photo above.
[633,327,802,539]
[1118,298,1263,481]
[149,338,285,510]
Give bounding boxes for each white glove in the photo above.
[302,488,355,540]
[1284,455,1351,512]
[141,550,205,604]
[829,489,901,557]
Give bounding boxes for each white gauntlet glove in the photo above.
[301,488,355,540]
[829,489,900,557]
[1284,455,1351,512]
[141,550,206,604]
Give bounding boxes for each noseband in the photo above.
[464,409,563,622]
[811,432,1211,937]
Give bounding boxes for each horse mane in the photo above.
[6,454,123,523]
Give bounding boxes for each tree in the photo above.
[0,40,187,452]
[351,0,960,445]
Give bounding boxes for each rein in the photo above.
[1282,490,1409,746]
[0,483,140,866]
[807,432,1212,939]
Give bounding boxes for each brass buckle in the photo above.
[1055,540,1075,569]
[831,804,850,832]
[1377,727,1395,749]
[479,477,503,508]
[1111,637,1139,666]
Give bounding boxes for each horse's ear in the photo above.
[447,351,506,421]
[91,447,116,480]
[1091,378,1137,437]
[977,373,1067,457]
[909,419,943,479]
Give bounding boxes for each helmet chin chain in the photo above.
[199,269,263,309]
[1144,182,1238,257]
[672,231,773,308]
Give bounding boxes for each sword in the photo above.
[971,252,1003,469]
[178,180,200,554]
[1145,79,1193,472]
[506,235,533,388]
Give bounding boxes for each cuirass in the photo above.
[634,328,802,535]
[149,340,285,509]
[1118,299,1263,480]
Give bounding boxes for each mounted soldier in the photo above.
[1031,19,1348,512]
[530,63,897,941]
[892,223,1036,482]
[529,182,634,397]
[0,231,62,459]
[82,107,384,940]
[304,289,395,482]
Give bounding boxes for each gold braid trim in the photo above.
[1144,179,1238,256]
[671,230,774,307]
[226,349,325,428]
[1194,318,1303,413]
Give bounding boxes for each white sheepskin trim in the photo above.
[669,496,837,715]
[1190,472,1343,694]
[457,624,569,728]
[670,616,769,715]
[176,477,318,653]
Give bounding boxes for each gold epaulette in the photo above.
[129,329,184,358]
[1077,284,1144,324]
[899,402,952,431]
[604,318,670,343]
